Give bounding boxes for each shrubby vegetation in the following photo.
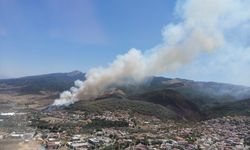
[84,119,128,129]
[207,98,250,118]
[69,98,178,120]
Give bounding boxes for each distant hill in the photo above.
[1,71,250,120]
[1,71,249,103]
[0,71,85,94]
[147,77,250,108]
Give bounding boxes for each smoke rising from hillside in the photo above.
[53,0,250,106]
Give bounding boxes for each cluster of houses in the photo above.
[40,128,129,149]
[1,108,250,150]
[34,111,250,150]
[0,110,35,142]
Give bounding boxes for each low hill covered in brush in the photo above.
[1,71,250,121]
[68,97,181,121]
[207,98,250,118]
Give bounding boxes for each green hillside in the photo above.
[207,99,250,118]
[129,89,205,121]
[68,98,180,121]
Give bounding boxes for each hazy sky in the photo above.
[0,0,250,86]
[0,0,175,77]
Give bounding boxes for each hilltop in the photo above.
[1,71,250,120]
[0,71,85,94]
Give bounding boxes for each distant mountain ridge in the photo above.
[146,77,250,108]
[1,71,250,120]
[0,71,85,94]
[1,71,250,102]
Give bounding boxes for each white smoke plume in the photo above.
[53,0,250,106]
[53,80,83,106]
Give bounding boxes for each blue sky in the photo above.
[0,0,250,86]
[0,0,175,78]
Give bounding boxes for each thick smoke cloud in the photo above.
[53,0,250,106]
